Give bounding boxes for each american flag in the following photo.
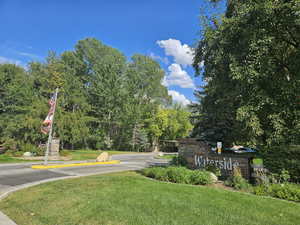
[41,94,56,134]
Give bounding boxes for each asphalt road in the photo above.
[0,153,164,197]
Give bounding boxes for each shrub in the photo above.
[204,164,221,177]
[225,167,251,190]
[142,166,214,185]
[2,138,17,151]
[190,170,213,185]
[170,155,187,166]
[165,167,191,184]
[60,150,70,157]
[259,145,300,182]
[142,167,168,181]
[253,183,300,202]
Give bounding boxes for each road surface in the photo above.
[0,153,165,197]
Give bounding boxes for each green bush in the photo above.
[2,138,17,151]
[165,167,191,184]
[204,164,221,177]
[5,150,24,157]
[169,155,187,166]
[142,167,168,181]
[21,143,45,156]
[253,183,300,202]
[259,145,300,182]
[142,166,213,185]
[225,167,251,190]
[190,170,213,185]
[60,150,71,157]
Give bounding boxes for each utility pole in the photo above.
[44,88,59,165]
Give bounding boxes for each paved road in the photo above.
[0,153,170,225]
[0,153,159,196]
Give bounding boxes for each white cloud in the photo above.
[0,56,22,65]
[149,52,169,65]
[17,51,41,60]
[164,63,194,88]
[157,39,194,67]
[168,90,191,106]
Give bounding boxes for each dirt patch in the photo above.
[207,181,234,191]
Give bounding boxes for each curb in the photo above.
[0,211,17,225]
[31,160,120,169]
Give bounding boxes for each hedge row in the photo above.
[253,183,300,202]
[142,166,214,185]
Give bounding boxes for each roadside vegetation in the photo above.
[0,155,38,163]
[143,156,300,203]
[0,40,193,156]
[62,150,141,161]
[1,172,299,225]
[0,150,139,163]
[191,0,300,183]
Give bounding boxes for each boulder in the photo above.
[209,172,218,183]
[23,152,33,157]
[96,152,110,162]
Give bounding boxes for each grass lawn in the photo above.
[0,155,38,163]
[0,172,299,225]
[252,158,263,165]
[65,150,141,161]
[0,150,139,163]
[155,154,177,160]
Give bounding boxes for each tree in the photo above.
[0,64,42,148]
[193,0,300,146]
[146,106,193,147]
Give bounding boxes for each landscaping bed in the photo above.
[0,172,299,225]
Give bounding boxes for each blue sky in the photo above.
[0,0,225,105]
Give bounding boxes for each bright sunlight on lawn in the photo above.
[0,155,37,164]
[0,172,299,225]
[65,150,140,161]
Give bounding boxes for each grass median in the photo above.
[0,155,38,163]
[61,150,140,160]
[0,172,299,225]
[0,150,140,163]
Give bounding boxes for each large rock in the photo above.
[23,152,33,157]
[96,152,110,162]
[209,172,218,183]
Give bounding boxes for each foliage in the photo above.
[253,183,300,202]
[259,145,300,182]
[169,155,188,166]
[190,170,214,185]
[0,37,181,152]
[225,167,251,190]
[192,0,300,147]
[146,106,193,147]
[1,172,300,225]
[205,164,221,177]
[142,166,213,185]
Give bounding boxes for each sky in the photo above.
[0,0,225,105]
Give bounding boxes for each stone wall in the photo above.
[178,138,253,180]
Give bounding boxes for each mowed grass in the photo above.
[155,154,177,160]
[66,150,139,160]
[0,155,37,163]
[0,172,299,225]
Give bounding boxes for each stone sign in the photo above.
[178,138,254,180]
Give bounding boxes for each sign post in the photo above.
[217,141,222,154]
[44,88,59,165]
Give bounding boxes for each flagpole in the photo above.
[44,88,59,165]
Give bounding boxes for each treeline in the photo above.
[191,0,300,148]
[0,38,193,152]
